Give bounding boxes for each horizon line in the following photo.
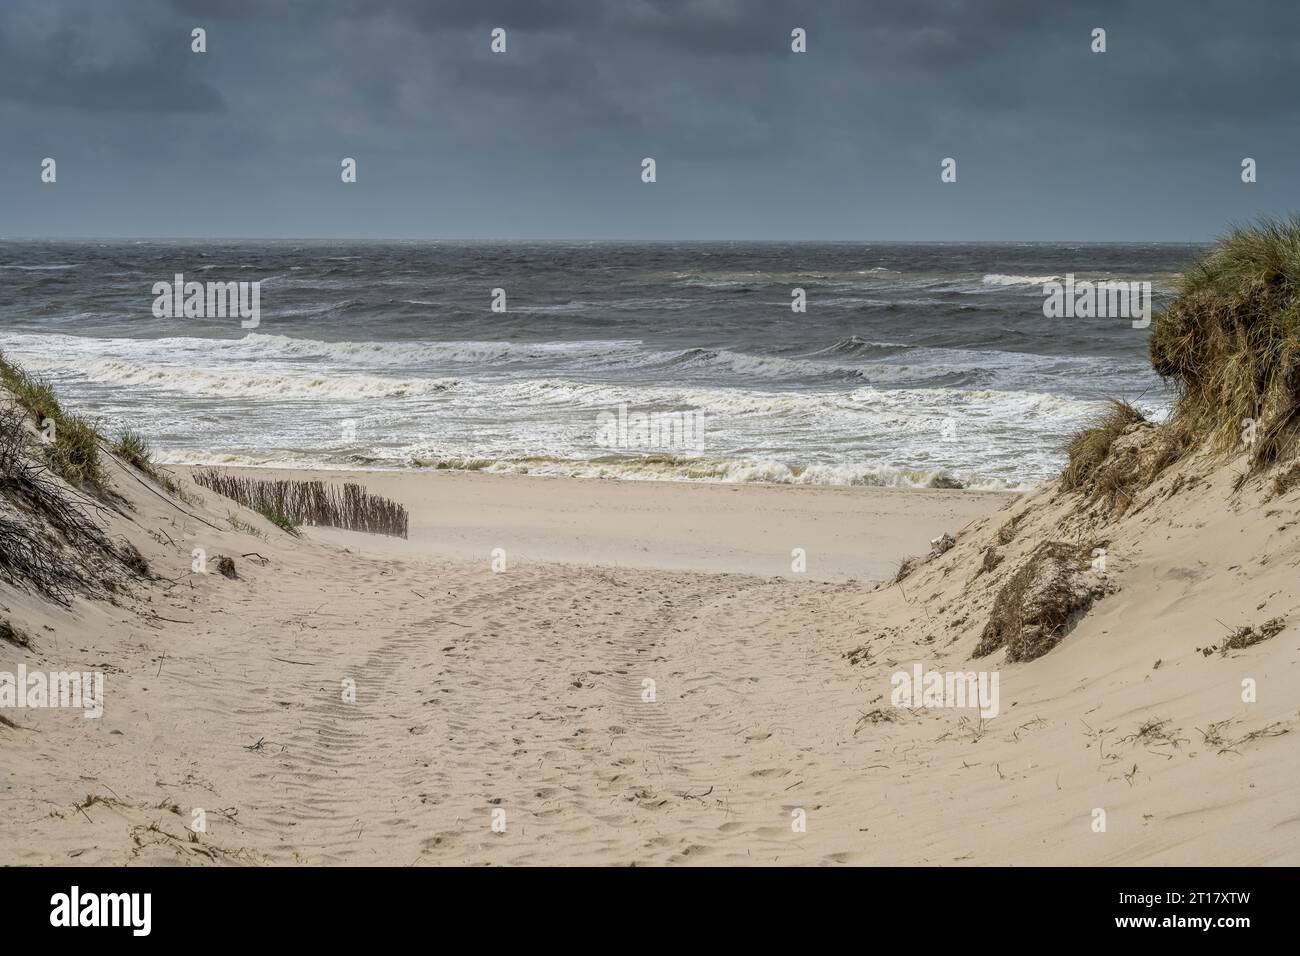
[0,235,1213,245]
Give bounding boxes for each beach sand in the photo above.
[2,453,1298,866]
[226,468,1008,581]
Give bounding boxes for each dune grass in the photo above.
[1060,217,1300,505]
[0,352,104,490]
[1061,400,1147,492]
[0,353,189,498]
[259,502,302,537]
[0,360,60,424]
[0,353,63,432]
[0,406,147,601]
[45,415,104,488]
[114,429,153,471]
[1149,216,1300,470]
[112,427,191,499]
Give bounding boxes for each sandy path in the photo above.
[217,553,857,865]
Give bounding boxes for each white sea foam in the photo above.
[0,325,1160,490]
[152,446,1033,490]
[11,353,459,400]
[981,273,1061,286]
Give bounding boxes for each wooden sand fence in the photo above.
[192,468,409,538]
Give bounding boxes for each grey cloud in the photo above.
[0,0,225,112]
[0,0,1296,239]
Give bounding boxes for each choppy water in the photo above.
[0,240,1199,488]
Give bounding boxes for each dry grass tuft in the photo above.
[1119,717,1189,755]
[1200,617,1286,656]
[1197,720,1233,750]
[974,540,1109,661]
[1197,718,1289,754]
[1271,461,1300,498]
[994,513,1023,545]
[1221,617,1286,652]
[891,555,918,584]
[1061,400,1147,493]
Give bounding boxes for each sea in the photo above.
[0,240,1202,490]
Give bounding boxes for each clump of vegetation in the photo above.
[44,415,104,489]
[0,407,147,603]
[193,468,409,538]
[891,555,918,584]
[115,429,152,471]
[0,356,60,424]
[974,540,1110,662]
[1061,400,1147,492]
[842,645,871,666]
[1060,400,1189,514]
[259,502,301,537]
[1119,717,1187,754]
[112,427,189,499]
[1,618,31,648]
[1271,461,1300,498]
[1149,217,1300,472]
[1199,617,1286,656]
[0,351,104,490]
[994,513,1022,546]
[1197,719,1288,754]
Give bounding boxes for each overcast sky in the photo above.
[2,0,1298,241]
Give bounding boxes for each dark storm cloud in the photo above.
[1,0,1298,239]
[0,0,225,112]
